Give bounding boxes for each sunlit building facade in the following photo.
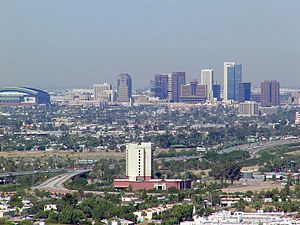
[224,62,242,101]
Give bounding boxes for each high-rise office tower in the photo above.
[239,101,259,117]
[261,80,280,107]
[180,80,207,103]
[150,74,169,99]
[224,62,242,101]
[201,69,214,100]
[168,72,186,102]
[238,82,251,102]
[93,83,114,102]
[213,84,221,101]
[117,73,132,102]
[126,142,153,181]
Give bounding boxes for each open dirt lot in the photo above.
[240,165,261,172]
[0,150,125,160]
[222,180,283,193]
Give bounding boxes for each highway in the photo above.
[155,155,201,162]
[155,138,300,161]
[0,169,66,178]
[218,138,300,158]
[32,169,90,194]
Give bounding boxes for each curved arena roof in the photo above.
[0,87,50,105]
[0,87,47,95]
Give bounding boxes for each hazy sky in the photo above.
[1,0,300,89]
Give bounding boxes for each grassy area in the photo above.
[0,150,125,160]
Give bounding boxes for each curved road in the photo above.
[32,170,159,196]
[32,170,90,194]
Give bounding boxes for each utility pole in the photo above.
[32,159,35,187]
[183,159,187,189]
[16,161,19,191]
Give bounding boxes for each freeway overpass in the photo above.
[0,169,66,178]
[154,155,201,162]
[32,170,161,196]
[32,169,91,194]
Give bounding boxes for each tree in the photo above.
[226,163,242,185]
[0,218,14,225]
[235,199,246,211]
[34,210,49,219]
[59,207,85,224]
[47,211,59,224]
[168,187,179,194]
[62,193,79,207]
[19,220,33,225]
[209,162,242,185]
[9,194,23,209]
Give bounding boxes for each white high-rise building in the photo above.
[224,62,242,101]
[201,69,214,100]
[126,142,153,181]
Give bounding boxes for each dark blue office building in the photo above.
[213,84,221,101]
[150,74,169,99]
[238,82,251,102]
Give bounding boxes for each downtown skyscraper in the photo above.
[223,62,242,101]
[201,69,214,100]
[93,83,115,103]
[238,82,251,102]
[261,80,280,107]
[150,74,169,99]
[117,73,132,102]
[150,72,185,102]
[168,72,186,102]
[180,80,207,103]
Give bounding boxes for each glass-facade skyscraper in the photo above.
[213,84,221,101]
[224,62,242,101]
[150,74,169,99]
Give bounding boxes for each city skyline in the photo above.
[1,1,300,89]
[1,1,300,223]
